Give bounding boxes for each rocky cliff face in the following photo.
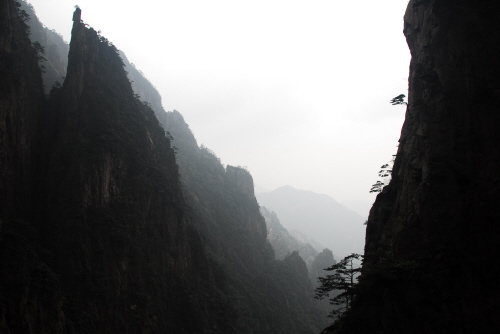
[345,1,500,333]
[225,165,255,198]
[38,9,204,333]
[164,111,329,333]
[0,0,43,221]
[0,4,229,333]
[164,110,271,271]
[260,206,319,264]
[0,1,64,332]
[120,51,167,125]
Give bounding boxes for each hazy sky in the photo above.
[28,0,411,217]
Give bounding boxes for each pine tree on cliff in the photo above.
[314,253,362,320]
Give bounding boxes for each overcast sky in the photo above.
[28,0,411,217]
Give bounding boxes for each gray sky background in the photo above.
[28,0,411,217]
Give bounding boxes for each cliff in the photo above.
[0,4,230,333]
[0,1,64,332]
[164,110,329,333]
[260,206,319,264]
[339,1,500,333]
[0,0,43,221]
[38,9,195,332]
[120,51,167,125]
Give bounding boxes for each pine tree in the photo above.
[314,253,362,320]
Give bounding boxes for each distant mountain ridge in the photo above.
[260,206,336,287]
[256,185,366,257]
[260,206,318,262]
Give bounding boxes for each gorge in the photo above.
[1,0,499,333]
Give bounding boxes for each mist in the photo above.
[28,0,410,218]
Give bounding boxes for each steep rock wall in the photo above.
[351,1,500,333]
[37,9,200,333]
[0,1,64,333]
[120,51,167,125]
[0,0,43,221]
[164,111,270,270]
[164,110,328,333]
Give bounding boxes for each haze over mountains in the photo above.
[3,0,499,333]
[257,186,366,258]
[0,2,330,332]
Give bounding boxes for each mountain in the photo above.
[1,3,219,332]
[120,50,167,125]
[334,0,500,333]
[260,207,336,289]
[260,206,319,263]
[256,185,366,258]
[0,2,328,333]
[163,111,329,333]
[289,229,326,253]
[19,0,69,93]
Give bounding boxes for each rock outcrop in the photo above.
[342,1,500,333]
[226,165,255,199]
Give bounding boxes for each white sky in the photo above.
[28,0,411,217]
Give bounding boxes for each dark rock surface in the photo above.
[346,1,500,333]
[0,5,222,333]
[0,0,44,221]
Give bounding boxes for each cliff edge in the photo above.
[342,1,500,333]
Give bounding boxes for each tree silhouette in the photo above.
[369,159,393,193]
[390,93,407,105]
[315,253,362,320]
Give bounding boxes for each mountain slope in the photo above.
[19,0,69,93]
[257,185,366,257]
[164,111,329,333]
[260,206,319,263]
[0,1,64,332]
